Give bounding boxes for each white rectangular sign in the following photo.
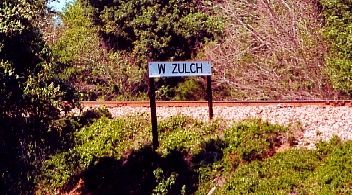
[149,61,211,78]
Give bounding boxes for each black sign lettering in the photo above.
[183,63,191,73]
[178,63,184,73]
[172,63,177,73]
[190,63,196,73]
[196,63,203,73]
[158,64,166,74]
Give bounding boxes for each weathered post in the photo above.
[207,75,213,120]
[149,77,159,149]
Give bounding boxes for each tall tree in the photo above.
[81,0,223,61]
[79,0,223,96]
[0,0,76,193]
[52,1,122,100]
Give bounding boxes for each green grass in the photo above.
[37,115,352,194]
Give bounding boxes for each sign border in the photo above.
[148,61,212,78]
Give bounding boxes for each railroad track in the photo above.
[81,100,352,107]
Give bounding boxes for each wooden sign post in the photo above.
[207,75,213,120]
[148,61,213,149]
[149,78,159,149]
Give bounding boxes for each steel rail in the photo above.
[81,100,352,107]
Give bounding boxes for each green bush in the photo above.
[38,115,352,194]
[79,107,112,126]
[315,135,342,157]
[221,150,320,194]
[158,115,201,134]
[37,151,80,191]
[159,128,203,155]
[38,115,151,193]
[75,115,151,162]
[217,137,352,194]
[0,0,77,193]
[38,115,222,192]
[223,120,288,168]
[320,0,352,94]
[153,168,185,195]
[195,120,292,194]
[304,140,352,194]
[82,0,223,61]
[158,115,221,156]
[174,78,206,101]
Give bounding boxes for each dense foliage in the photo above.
[52,2,151,100]
[48,0,352,100]
[45,0,352,100]
[52,2,117,100]
[81,0,223,62]
[320,0,352,95]
[37,115,352,194]
[49,0,223,100]
[0,0,76,193]
[73,0,223,98]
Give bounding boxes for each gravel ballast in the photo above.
[93,105,352,148]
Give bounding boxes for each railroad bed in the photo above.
[81,100,352,107]
[79,101,352,149]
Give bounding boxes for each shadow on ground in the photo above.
[63,146,197,194]
[62,138,226,195]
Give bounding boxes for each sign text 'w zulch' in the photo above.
[149,61,212,78]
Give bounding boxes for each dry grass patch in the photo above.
[204,0,337,100]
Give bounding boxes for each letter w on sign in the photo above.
[148,61,211,78]
[157,64,166,74]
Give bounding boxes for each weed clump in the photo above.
[223,120,288,168]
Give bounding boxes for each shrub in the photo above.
[74,116,150,163]
[158,115,221,156]
[196,120,290,194]
[0,0,77,193]
[79,107,112,126]
[315,135,342,157]
[158,115,201,134]
[223,120,288,169]
[38,115,150,193]
[303,140,352,194]
[320,0,352,95]
[218,137,352,194]
[221,150,320,194]
[38,115,223,192]
[37,151,81,192]
[159,129,203,155]
[174,78,206,101]
[38,116,352,194]
[153,168,183,195]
